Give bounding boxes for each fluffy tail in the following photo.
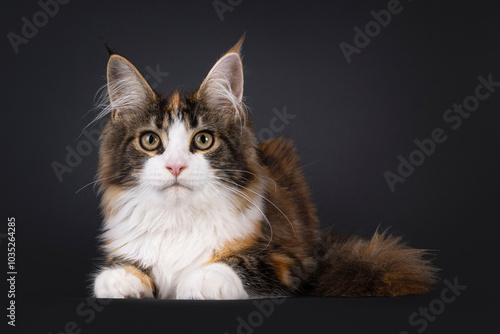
[309,229,438,297]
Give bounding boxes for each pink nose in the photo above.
[166,164,186,177]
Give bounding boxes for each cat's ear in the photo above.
[106,54,156,122]
[197,36,245,114]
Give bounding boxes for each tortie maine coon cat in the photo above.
[92,37,437,299]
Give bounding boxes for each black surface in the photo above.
[2,0,499,333]
[20,286,500,334]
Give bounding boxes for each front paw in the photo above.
[176,263,248,300]
[94,266,155,299]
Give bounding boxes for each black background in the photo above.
[2,0,499,333]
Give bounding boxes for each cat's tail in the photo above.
[308,229,438,297]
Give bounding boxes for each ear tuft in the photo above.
[106,55,156,122]
[226,33,245,56]
[197,37,246,116]
[100,37,118,56]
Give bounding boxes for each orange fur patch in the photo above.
[207,230,259,264]
[123,266,155,294]
[168,91,181,114]
[101,185,124,219]
[268,252,294,286]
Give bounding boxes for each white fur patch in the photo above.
[176,263,248,300]
[94,267,154,299]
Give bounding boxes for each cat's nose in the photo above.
[166,164,186,177]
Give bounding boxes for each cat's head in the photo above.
[97,38,263,211]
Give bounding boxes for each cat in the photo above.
[92,37,437,299]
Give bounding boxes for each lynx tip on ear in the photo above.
[226,33,246,55]
[100,37,118,57]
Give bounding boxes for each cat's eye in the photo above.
[193,132,214,151]
[140,132,161,151]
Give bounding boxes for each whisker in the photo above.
[207,169,277,191]
[216,176,296,237]
[301,160,321,169]
[207,183,251,249]
[75,176,117,194]
[105,183,151,221]
[215,182,274,251]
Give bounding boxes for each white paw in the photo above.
[94,267,154,299]
[176,263,248,300]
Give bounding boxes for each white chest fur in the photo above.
[101,187,262,298]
